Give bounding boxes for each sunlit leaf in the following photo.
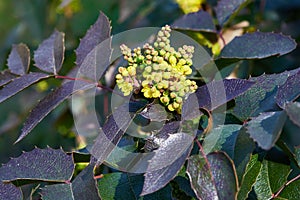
[91,101,146,165]
[276,70,300,108]
[203,124,242,156]
[34,30,65,74]
[142,144,192,196]
[196,78,254,110]
[246,111,287,150]
[0,147,74,182]
[0,70,16,87]
[172,10,216,33]
[41,184,72,200]
[215,0,249,26]
[187,152,238,200]
[0,72,51,104]
[7,43,30,75]
[75,11,111,67]
[98,172,172,199]
[233,69,300,120]
[176,0,203,14]
[237,154,262,200]
[219,32,296,59]
[0,182,22,200]
[254,160,291,199]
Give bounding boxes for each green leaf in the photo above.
[171,10,216,33]
[41,184,72,200]
[215,0,250,26]
[279,179,300,199]
[233,127,256,183]
[98,172,172,200]
[219,32,296,59]
[0,72,51,104]
[7,43,30,75]
[187,152,238,200]
[203,124,242,156]
[0,182,22,200]
[285,102,300,127]
[0,147,74,182]
[232,69,300,120]
[277,70,300,108]
[139,101,171,122]
[34,30,65,74]
[254,160,291,199]
[295,146,300,167]
[246,111,287,150]
[237,154,262,200]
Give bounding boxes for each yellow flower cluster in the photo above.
[116,25,198,113]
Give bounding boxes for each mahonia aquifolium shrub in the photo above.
[115,25,198,113]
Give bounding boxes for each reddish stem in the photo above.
[219,31,226,47]
[94,174,104,180]
[272,174,300,198]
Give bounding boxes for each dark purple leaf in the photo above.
[75,12,111,67]
[0,72,51,104]
[34,30,65,74]
[141,143,192,195]
[215,0,249,26]
[233,69,300,120]
[172,10,216,33]
[91,101,146,165]
[98,172,172,199]
[246,111,287,150]
[0,182,22,200]
[7,43,30,75]
[0,147,74,182]
[219,32,296,59]
[72,164,101,200]
[196,78,254,110]
[16,81,92,143]
[0,70,16,87]
[187,152,238,200]
[285,102,300,127]
[276,70,300,108]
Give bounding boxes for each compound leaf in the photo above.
[34,30,65,74]
[246,111,287,150]
[276,70,300,108]
[98,172,172,200]
[0,70,16,87]
[279,179,300,199]
[172,10,216,33]
[0,72,51,104]
[187,152,238,200]
[0,147,74,182]
[75,11,111,67]
[215,0,249,26]
[7,43,30,75]
[219,32,296,59]
[0,182,22,200]
[16,81,91,143]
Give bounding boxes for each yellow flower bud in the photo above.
[169,55,177,66]
[168,104,175,112]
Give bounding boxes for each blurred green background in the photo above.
[0,0,300,164]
